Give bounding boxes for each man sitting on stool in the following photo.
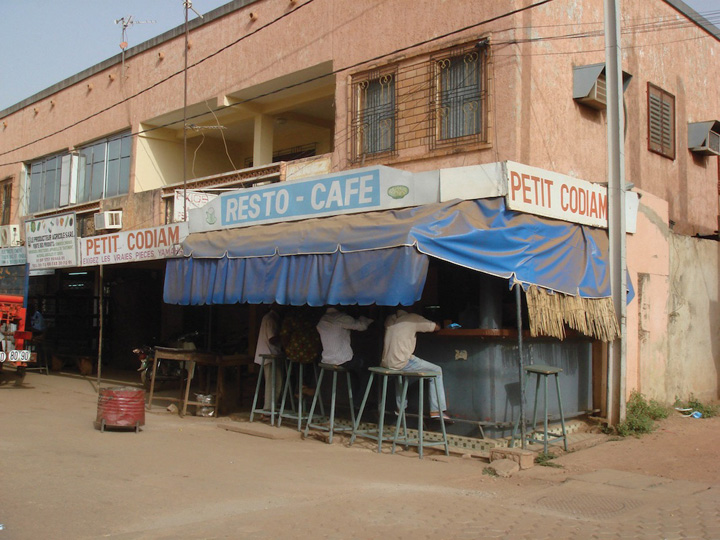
[316,307,373,395]
[381,308,452,423]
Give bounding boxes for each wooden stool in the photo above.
[304,362,355,443]
[392,371,449,459]
[250,354,283,426]
[511,364,568,454]
[349,366,405,453]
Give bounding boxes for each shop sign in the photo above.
[189,166,440,233]
[25,213,78,270]
[79,222,189,266]
[0,247,26,267]
[504,161,638,232]
[173,190,218,222]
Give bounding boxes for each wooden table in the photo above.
[147,347,253,417]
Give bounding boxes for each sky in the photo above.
[0,0,718,112]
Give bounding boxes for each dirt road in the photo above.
[1,370,718,539]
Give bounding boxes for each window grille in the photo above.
[351,71,397,161]
[431,46,486,149]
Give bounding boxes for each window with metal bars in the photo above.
[351,71,396,161]
[431,46,486,148]
[648,83,675,159]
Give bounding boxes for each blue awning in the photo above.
[164,198,611,306]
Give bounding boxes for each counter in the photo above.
[414,331,593,438]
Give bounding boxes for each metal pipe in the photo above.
[516,284,527,449]
[183,1,190,222]
[96,265,104,389]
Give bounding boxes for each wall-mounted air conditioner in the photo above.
[688,121,720,156]
[573,63,632,111]
[94,211,123,230]
[0,224,22,248]
[580,73,607,109]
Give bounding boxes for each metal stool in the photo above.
[349,366,405,453]
[249,353,283,426]
[278,359,311,430]
[392,370,449,459]
[304,362,355,443]
[511,364,568,454]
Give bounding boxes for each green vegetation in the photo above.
[482,467,498,477]
[675,395,719,418]
[616,391,670,437]
[535,452,563,468]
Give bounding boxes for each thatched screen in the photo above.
[525,285,620,342]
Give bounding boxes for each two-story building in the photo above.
[1,0,718,434]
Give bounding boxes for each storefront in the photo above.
[164,163,634,437]
[24,216,192,372]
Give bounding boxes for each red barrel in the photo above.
[96,386,145,432]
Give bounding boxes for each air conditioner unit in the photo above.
[0,224,22,248]
[578,73,607,110]
[688,121,720,156]
[709,130,720,155]
[94,211,123,230]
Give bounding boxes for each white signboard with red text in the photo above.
[79,222,189,266]
[504,161,637,233]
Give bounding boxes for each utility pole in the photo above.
[604,0,627,425]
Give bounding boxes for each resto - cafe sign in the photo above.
[188,165,440,233]
[79,222,189,266]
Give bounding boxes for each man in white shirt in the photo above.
[316,307,373,391]
[254,305,283,413]
[382,309,451,422]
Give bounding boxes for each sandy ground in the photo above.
[1,368,718,539]
[546,413,720,485]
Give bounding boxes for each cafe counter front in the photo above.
[414,330,593,439]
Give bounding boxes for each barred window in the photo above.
[648,83,675,159]
[351,72,396,160]
[432,47,485,147]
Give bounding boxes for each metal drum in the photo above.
[95,386,145,432]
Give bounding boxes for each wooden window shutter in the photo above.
[648,83,675,159]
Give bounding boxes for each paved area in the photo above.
[1,369,718,539]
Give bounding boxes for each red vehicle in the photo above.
[0,295,33,380]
